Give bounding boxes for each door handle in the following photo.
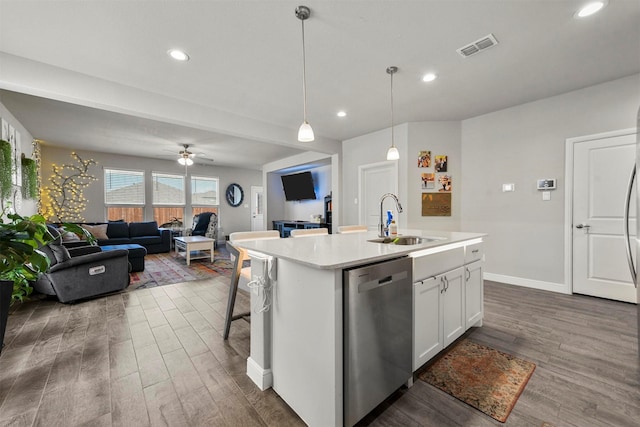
[623,164,637,286]
[575,224,590,229]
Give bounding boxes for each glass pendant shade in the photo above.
[386,146,400,160]
[298,121,315,142]
[178,157,193,166]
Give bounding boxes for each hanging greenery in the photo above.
[21,156,38,200]
[0,140,12,201]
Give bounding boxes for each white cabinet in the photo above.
[442,267,465,347]
[413,276,442,369]
[465,260,483,328]
[413,267,465,371]
[412,242,484,372]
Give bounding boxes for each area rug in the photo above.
[418,339,536,423]
[128,249,236,290]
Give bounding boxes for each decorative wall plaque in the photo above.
[421,192,451,216]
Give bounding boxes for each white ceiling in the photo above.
[0,0,639,169]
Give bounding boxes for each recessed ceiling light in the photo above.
[575,1,607,18]
[422,73,437,83]
[337,111,347,117]
[168,49,189,61]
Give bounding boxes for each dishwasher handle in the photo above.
[358,271,408,293]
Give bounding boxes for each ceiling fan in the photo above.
[178,144,194,166]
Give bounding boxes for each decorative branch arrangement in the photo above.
[41,152,97,222]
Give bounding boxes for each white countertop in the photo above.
[235,229,486,270]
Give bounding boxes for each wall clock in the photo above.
[226,183,244,207]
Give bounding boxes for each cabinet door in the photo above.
[465,261,483,328]
[442,267,465,347]
[413,277,443,371]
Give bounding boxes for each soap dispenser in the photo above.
[390,220,398,236]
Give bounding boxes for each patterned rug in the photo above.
[128,249,236,290]
[418,339,536,423]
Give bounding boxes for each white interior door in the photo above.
[358,162,398,229]
[573,133,637,302]
[251,186,265,231]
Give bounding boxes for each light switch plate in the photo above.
[502,183,515,192]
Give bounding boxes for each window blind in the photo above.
[152,172,185,205]
[191,176,219,205]
[104,169,145,205]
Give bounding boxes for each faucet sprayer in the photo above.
[379,193,403,237]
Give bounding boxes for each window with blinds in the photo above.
[104,169,145,205]
[191,176,219,205]
[152,172,185,205]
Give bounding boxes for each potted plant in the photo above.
[0,205,53,353]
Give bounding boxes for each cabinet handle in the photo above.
[472,249,479,254]
[443,276,449,292]
[465,268,471,281]
[440,276,445,293]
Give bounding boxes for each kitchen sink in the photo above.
[367,235,445,245]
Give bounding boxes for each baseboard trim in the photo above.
[247,357,273,391]
[484,273,570,295]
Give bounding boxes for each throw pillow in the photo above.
[58,227,81,242]
[49,244,71,263]
[82,224,109,240]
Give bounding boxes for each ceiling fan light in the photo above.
[386,146,400,161]
[185,158,194,166]
[298,121,315,142]
[178,157,186,165]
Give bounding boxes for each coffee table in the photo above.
[174,236,215,266]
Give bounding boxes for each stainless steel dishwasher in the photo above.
[343,256,413,427]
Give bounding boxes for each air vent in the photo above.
[457,33,499,58]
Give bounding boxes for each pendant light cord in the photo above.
[301,18,308,122]
[390,70,395,148]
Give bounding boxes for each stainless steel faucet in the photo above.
[379,193,403,237]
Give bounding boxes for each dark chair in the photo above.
[33,227,130,303]
[188,212,218,243]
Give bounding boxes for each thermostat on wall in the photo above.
[536,179,556,190]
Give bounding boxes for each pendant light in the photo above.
[295,5,314,142]
[386,66,399,160]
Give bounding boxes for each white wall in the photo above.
[406,121,461,231]
[461,73,640,290]
[281,164,331,221]
[40,145,262,235]
[341,124,409,228]
[263,151,338,231]
[0,99,36,216]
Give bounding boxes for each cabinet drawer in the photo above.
[465,243,483,264]
[413,247,464,281]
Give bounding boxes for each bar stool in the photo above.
[223,230,280,340]
[337,225,368,233]
[289,228,328,237]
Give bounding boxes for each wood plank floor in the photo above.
[0,279,638,426]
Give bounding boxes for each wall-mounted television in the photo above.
[281,171,317,201]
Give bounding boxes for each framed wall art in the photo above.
[434,155,448,172]
[418,151,431,168]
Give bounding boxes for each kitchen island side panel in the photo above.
[271,258,344,427]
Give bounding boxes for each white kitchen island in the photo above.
[236,229,485,427]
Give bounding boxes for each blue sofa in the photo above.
[58,221,171,254]
[99,221,171,254]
